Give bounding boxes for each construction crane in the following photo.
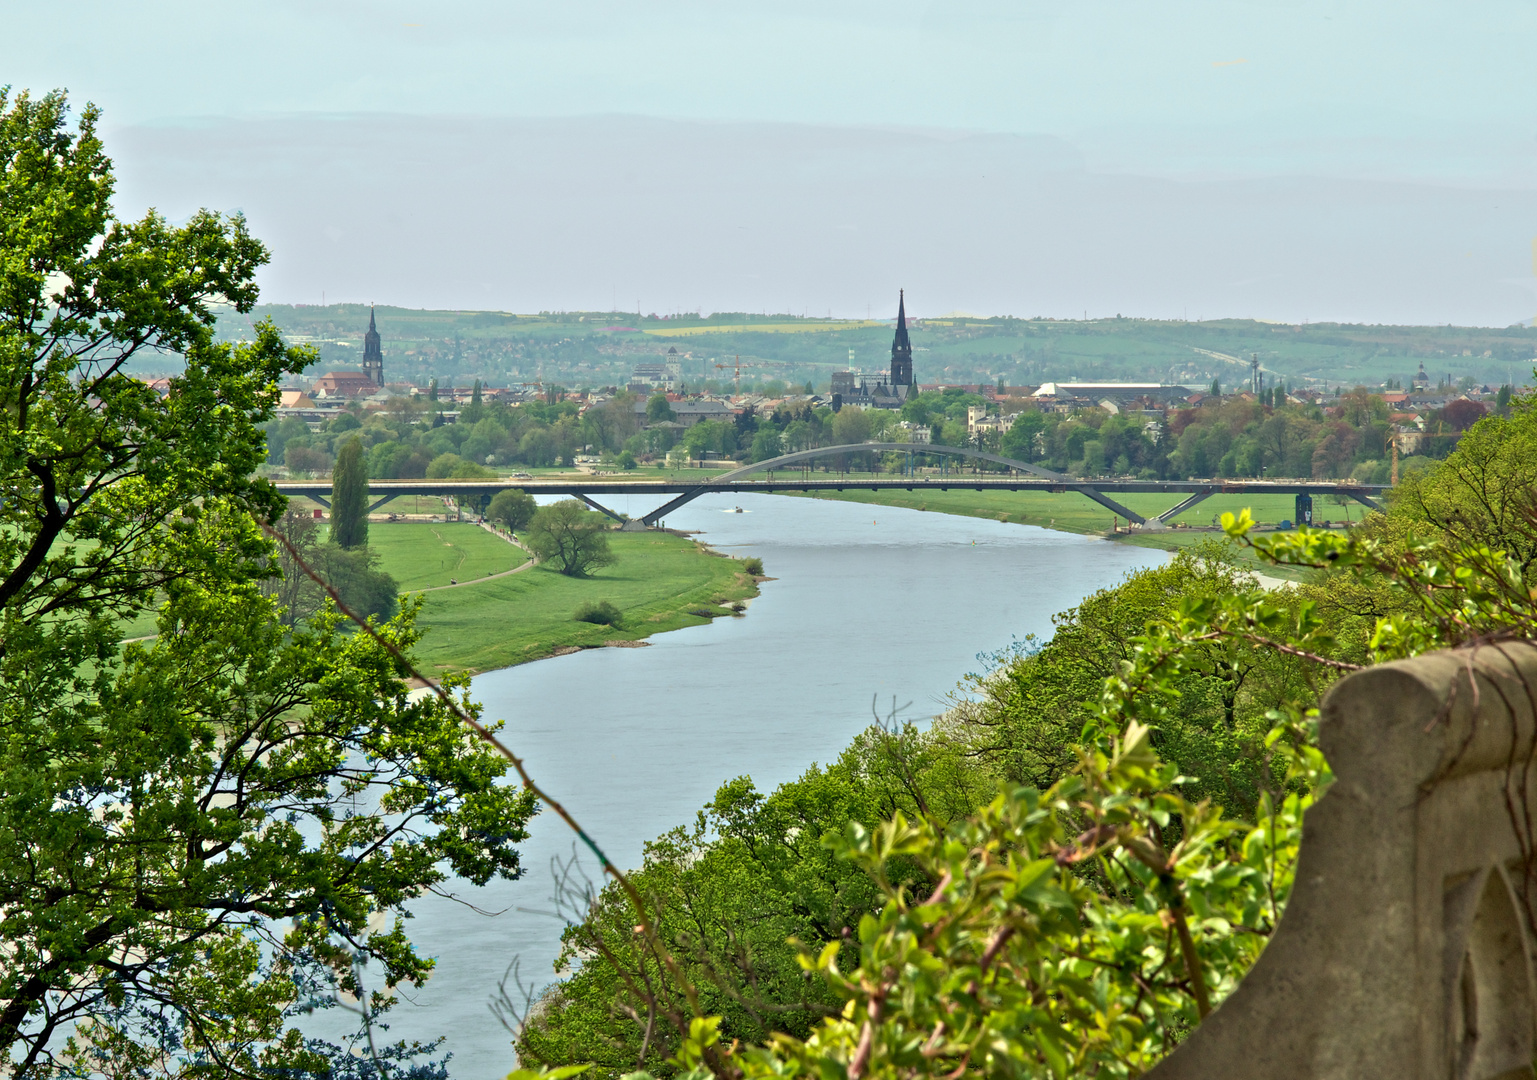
[713,355,793,396]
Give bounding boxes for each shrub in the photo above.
[617,450,637,469]
[574,600,623,626]
[742,556,764,576]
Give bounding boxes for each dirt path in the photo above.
[405,523,535,593]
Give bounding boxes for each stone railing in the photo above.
[1150,644,1537,1080]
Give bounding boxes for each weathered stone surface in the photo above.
[1148,644,1537,1080]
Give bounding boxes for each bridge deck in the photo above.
[274,477,1388,499]
[275,475,1386,527]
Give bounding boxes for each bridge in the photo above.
[272,442,1388,530]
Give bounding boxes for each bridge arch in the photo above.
[635,441,1155,525]
[710,442,1064,483]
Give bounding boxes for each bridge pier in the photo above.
[1146,489,1214,529]
[1072,486,1146,525]
[574,494,626,523]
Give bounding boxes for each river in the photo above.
[358,493,1166,1076]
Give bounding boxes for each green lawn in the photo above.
[408,530,758,674]
[367,522,526,590]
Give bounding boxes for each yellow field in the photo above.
[642,320,884,337]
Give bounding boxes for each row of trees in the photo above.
[270,379,1474,484]
[263,387,1001,481]
[995,390,1491,481]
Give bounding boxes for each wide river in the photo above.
[365,493,1165,1076]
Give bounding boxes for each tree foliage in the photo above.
[526,500,616,577]
[330,436,370,548]
[0,90,533,1076]
[489,488,537,532]
[519,399,1537,1078]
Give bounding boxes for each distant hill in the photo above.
[209,304,1537,394]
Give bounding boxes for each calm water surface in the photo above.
[370,494,1165,1075]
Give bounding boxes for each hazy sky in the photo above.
[9,1,1536,323]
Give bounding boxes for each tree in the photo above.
[1438,397,1488,431]
[1001,410,1047,461]
[526,499,616,577]
[488,488,537,531]
[749,425,782,462]
[646,393,675,424]
[330,436,369,548]
[0,89,534,1075]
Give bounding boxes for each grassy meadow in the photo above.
[369,521,526,591]
[403,530,758,675]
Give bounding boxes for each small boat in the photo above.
[733,506,744,513]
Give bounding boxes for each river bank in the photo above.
[372,525,760,675]
[359,493,1170,1079]
[775,487,1343,579]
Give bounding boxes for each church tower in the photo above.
[362,306,384,386]
[889,290,913,395]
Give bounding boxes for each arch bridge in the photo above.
[273,442,1387,530]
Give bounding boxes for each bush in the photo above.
[742,556,764,576]
[617,450,637,469]
[574,600,623,626]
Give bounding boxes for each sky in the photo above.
[8,1,1537,324]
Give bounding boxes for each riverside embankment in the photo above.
[344,492,1167,1078]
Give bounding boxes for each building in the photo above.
[1033,383,1195,409]
[889,290,913,397]
[311,371,383,399]
[967,405,1010,437]
[832,293,918,410]
[629,347,684,393]
[632,398,733,427]
[362,307,384,386]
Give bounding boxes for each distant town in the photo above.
[243,295,1508,487]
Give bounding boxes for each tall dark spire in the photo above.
[362,305,384,386]
[889,289,913,393]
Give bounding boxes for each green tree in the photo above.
[1001,410,1047,460]
[749,425,782,462]
[646,393,676,424]
[264,414,310,463]
[526,499,616,577]
[488,488,537,531]
[0,89,533,1074]
[330,436,369,548]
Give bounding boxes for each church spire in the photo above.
[889,290,913,394]
[362,306,383,387]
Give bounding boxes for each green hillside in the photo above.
[201,304,1537,395]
